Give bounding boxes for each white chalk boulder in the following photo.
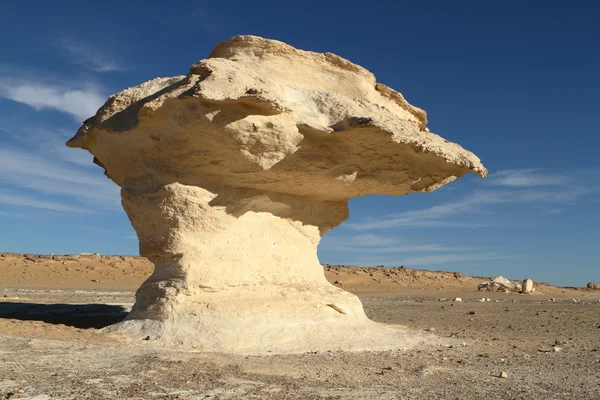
[522,278,534,294]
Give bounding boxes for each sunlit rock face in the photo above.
[67,35,486,354]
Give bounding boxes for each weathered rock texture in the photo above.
[479,276,525,293]
[522,278,534,294]
[67,36,486,354]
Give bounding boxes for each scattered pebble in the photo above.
[453,298,462,302]
[499,371,508,378]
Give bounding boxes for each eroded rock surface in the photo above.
[67,35,486,354]
[522,278,534,294]
[479,276,523,293]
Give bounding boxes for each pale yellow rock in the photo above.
[67,35,486,354]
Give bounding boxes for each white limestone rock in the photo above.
[522,278,534,294]
[67,35,486,354]
[489,276,522,293]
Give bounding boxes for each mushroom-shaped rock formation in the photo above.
[67,35,486,354]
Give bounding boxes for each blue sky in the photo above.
[0,1,598,286]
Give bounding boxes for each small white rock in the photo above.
[453,297,463,302]
[522,278,534,294]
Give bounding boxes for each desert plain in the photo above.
[0,252,598,400]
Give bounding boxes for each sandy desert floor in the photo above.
[1,253,599,399]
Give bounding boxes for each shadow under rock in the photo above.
[0,302,128,329]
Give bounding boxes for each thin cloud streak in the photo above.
[349,168,598,231]
[0,191,91,214]
[326,234,398,248]
[487,169,571,187]
[0,147,120,210]
[0,78,105,121]
[4,125,93,166]
[352,253,516,267]
[395,253,516,266]
[57,37,125,73]
[0,210,29,218]
[324,234,470,253]
[329,244,470,253]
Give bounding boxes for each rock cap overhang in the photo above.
[67,35,485,201]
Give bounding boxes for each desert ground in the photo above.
[1,252,599,399]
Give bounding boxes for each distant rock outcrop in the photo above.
[588,282,599,290]
[67,35,486,354]
[479,276,526,293]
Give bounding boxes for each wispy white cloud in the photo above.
[4,126,92,166]
[0,210,29,218]
[0,77,105,121]
[0,146,120,212]
[348,169,598,231]
[0,68,117,214]
[327,234,398,248]
[56,37,125,73]
[0,190,92,214]
[324,233,468,253]
[486,169,571,187]
[357,253,516,267]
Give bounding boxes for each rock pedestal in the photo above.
[67,36,486,354]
